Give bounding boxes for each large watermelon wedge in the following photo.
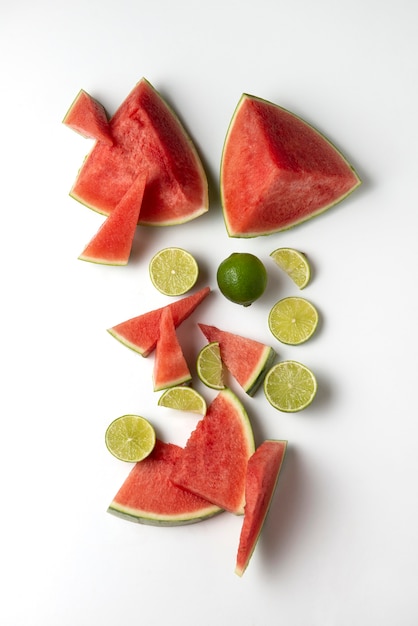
[62,88,113,146]
[108,440,222,526]
[70,78,208,226]
[220,94,361,237]
[198,323,276,396]
[235,439,287,576]
[171,388,255,515]
[108,286,210,357]
[78,171,147,265]
[153,307,192,391]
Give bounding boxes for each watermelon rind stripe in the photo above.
[107,502,223,527]
[244,346,276,397]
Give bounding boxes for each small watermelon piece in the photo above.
[153,307,192,391]
[78,172,146,265]
[220,94,361,237]
[70,78,208,226]
[108,440,222,526]
[171,388,255,515]
[235,439,287,577]
[62,89,113,146]
[108,286,210,357]
[198,323,276,396]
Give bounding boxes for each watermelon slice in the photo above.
[153,307,192,391]
[171,388,255,515]
[198,323,276,396]
[62,88,113,146]
[78,172,147,265]
[70,78,208,226]
[220,94,361,237]
[235,440,287,576]
[108,286,210,357]
[108,440,222,526]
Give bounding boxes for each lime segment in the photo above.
[264,361,317,412]
[149,247,199,296]
[196,342,226,390]
[268,296,318,345]
[158,386,207,415]
[270,247,311,289]
[105,415,156,462]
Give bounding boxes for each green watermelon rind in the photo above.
[107,501,223,527]
[220,93,362,238]
[243,345,276,397]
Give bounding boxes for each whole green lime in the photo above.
[216,252,267,307]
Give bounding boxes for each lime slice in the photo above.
[270,247,311,289]
[105,415,156,462]
[149,247,199,296]
[264,361,317,412]
[196,342,226,390]
[158,386,207,415]
[268,296,318,345]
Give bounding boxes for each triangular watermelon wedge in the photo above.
[78,172,147,265]
[153,307,192,391]
[171,388,255,515]
[235,439,287,576]
[108,286,210,357]
[62,88,113,146]
[108,440,222,526]
[70,78,208,226]
[198,323,276,396]
[220,94,361,237]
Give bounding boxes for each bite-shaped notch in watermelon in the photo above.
[70,78,209,226]
[171,388,255,515]
[78,171,147,265]
[62,88,113,146]
[108,440,222,526]
[235,439,287,577]
[153,307,192,391]
[220,93,361,237]
[107,286,210,357]
[198,323,276,396]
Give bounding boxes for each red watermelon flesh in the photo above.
[62,89,113,146]
[108,440,222,526]
[235,439,287,576]
[171,388,255,515]
[70,78,208,226]
[153,307,192,391]
[78,171,146,265]
[108,286,210,357]
[221,94,361,237]
[198,323,276,396]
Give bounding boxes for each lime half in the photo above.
[196,342,226,390]
[270,247,311,289]
[105,415,156,462]
[264,361,317,412]
[268,296,318,345]
[149,247,199,296]
[158,386,207,415]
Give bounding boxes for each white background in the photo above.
[2,1,418,624]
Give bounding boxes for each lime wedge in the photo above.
[196,342,226,390]
[268,296,318,345]
[105,415,156,462]
[158,386,207,415]
[270,247,311,289]
[149,247,199,296]
[264,361,317,412]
